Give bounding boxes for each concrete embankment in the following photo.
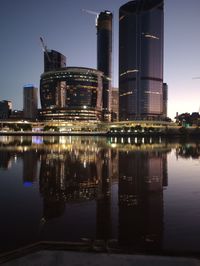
[1,241,200,266]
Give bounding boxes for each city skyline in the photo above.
[1,0,200,119]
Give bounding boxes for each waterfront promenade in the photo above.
[0,119,200,137]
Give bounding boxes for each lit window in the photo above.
[120,69,139,77]
[142,32,159,40]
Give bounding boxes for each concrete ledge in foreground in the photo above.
[1,250,200,266]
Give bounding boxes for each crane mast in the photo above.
[40,37,51,63]
[82,9,99,26]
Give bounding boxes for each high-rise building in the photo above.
[111,87,119,121]
[23,85,38,120]
[163,83,168,118]
[97,11,113,119]
[44,49,66,72]
[119,0,164,121]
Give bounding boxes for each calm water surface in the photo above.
[0,135,200,255]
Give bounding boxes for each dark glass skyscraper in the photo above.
[44,50,66,72]
[163,82,168,118]
[97,11,113,119]
[119,0,164,121]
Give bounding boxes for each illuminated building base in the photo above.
[39,108,102,122]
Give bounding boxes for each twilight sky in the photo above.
[0,0,200,119]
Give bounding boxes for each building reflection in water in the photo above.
[39,138,100,223]
[0,150,12,169]
[39,151,98,221]
[37,137,121,244]
[0,135,172,252]
[118,148,168,252]
[96,149,112,241]
[23,150,39,186]
[37,136,170,252]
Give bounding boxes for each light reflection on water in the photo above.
[0,136,200,254]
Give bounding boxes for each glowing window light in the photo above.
[144,34,159,40]
[120,69,139,77]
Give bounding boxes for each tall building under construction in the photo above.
[97,11,113,120]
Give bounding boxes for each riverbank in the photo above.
[0,127,200,138]
[2,250,200,266]
[0,131,107,136]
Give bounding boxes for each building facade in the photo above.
[111,88,119,121]
[119,0,164,121]
[97,11,113,119]
[163,83,168,118]
[0,100,12,120]
[40,67,103,121]
[118,148,168,250]
[44,50,66,72]
[23,85,38,120]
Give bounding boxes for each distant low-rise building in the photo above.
[0,100,12,120]
[9,110,24,120]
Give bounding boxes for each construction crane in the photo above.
[82,9,99,26]
[40,36,51,63]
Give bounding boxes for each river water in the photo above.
[0,135,200,255]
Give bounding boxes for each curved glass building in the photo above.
[119,0,164,121]
[40,67,103,121]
